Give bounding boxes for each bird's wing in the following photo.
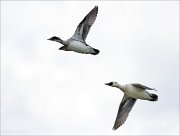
[131,83,156,91]
[113,94,136,130]
[72,6,98,42]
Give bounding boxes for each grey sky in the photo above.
[1,1,179,135]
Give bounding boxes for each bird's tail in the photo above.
[150,93,158,101]
[91,48,100,55]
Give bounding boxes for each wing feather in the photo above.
[113,95,136,130]
[131,83,156,91]
[72,6,98,42]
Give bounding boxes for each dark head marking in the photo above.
[105,82,113,86]
[47,36,60,41]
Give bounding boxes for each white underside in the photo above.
[68,41,93,54]
[124,85,152,100]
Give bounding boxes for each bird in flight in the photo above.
[105,82,158,130]
[48,6,99,55]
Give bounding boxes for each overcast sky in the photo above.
[1,1,179,135]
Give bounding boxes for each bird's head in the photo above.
[48,36,60,41]
[105,81,119,88]
[47,36,63,44]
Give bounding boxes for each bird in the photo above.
[105,82,158,130]
[48,6,99,55]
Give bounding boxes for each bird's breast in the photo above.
[68,41,91,53]
[125,86,151,100]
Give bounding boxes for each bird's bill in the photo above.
[47,36,59,41]
[105,82,113,86]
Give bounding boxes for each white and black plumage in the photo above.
[48,6,99,55]
[105,82,158,130]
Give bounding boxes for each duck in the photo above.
[105,82,158,130]
[48,6,99,55]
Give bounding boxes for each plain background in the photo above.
[1,1,179,135]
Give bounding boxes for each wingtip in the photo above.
[112,126,117,131]
[94,5,98,10]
